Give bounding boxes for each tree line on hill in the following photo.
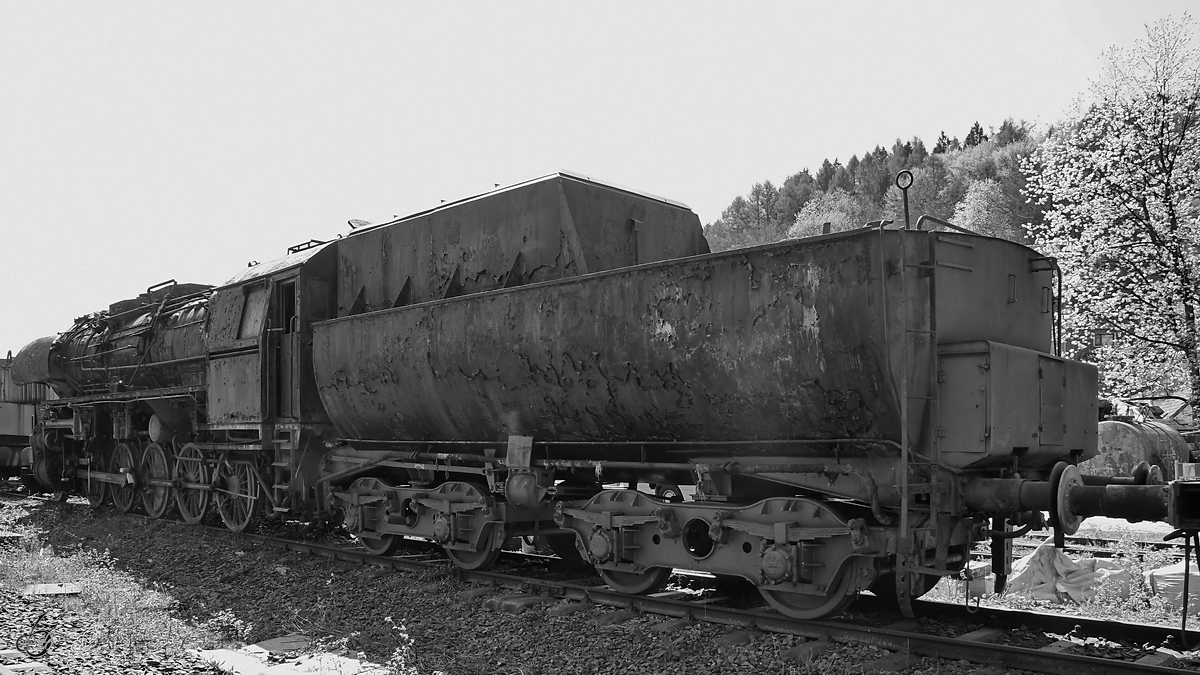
[703,118,1039,252]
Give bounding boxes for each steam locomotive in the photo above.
[12,172,1197,619]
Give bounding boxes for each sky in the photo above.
[0,1,1194,353]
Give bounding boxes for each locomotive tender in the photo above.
[13,171,1197,619]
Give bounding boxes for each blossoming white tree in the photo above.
[1028,15,1200,407]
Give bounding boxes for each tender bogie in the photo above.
[558,489,881,607]
[334,478,558,571]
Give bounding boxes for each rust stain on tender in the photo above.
[314,233,898,445]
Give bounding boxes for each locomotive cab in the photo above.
[200,239,340,526]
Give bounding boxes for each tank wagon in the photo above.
[12,172,1199,619]
[1,353,55,487]
[1078,398,1194,481]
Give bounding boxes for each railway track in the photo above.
[1008,534,1184,558]
[4,486,1196,675]
[198,528,1200,674]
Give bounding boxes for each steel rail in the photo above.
[918,598,1199,649]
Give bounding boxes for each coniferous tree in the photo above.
[994,118,1028,147]
[909,137,929,166]
[775,171,817,229]
[964,121,988,147]
[829,163,852,193]
[933,132,953,154]
[855,150,890,204]
[815,159,836,192]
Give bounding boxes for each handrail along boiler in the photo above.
[11,171,1196,619]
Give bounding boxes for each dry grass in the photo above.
[0,533,227,657]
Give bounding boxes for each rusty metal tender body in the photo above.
[314,228,1092,464]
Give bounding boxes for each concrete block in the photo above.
[198,649,388,675]
[1039,640,1077,654]
[254,634,310,653]
[496,595,556,614]
[455,586,496,601]
[647,590,692,600]
[547,602,589,616]
[714,630,762,646]
[592,609,637,625]
[784,640,832,662]
[649,618,690,633]
[482,594,555,614]
[198,649,275,675]
[22,583,81,596]
[6,664,52,674]
[862,651,922,673]
[1135,651,1178,668]
[956,627,1003,643]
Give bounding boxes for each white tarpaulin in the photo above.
[1005,541,1131,602]
[1145,560,1200,612]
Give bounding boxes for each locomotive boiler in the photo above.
[12,171,1198,620]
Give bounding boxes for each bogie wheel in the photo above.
[346,477,402,555]
[213,460,262,533]
[654,483,685,503]
[759,565,858,620]
[546,533,588,565]
[109,441,142,514]
[84,449,110,508]
[139,442,173,519]
[173,443,210,525]
[599,567,672,595]
[360,532,403,556]
[438,482,503,571]
[446,542,503,571]
[19,471,41,494]
[869,570,940,605]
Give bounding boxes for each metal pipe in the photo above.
[79,354,207,372]
[987,523,1033,539]
[68,345,137,362]
[316,454,406,484]
[1066,484,1169,522]
[249,465,280,508]
[1056,264,1063,356]
[344,436,903,449]
[962,478,1053,514]
[964,475,1173,524]
[1082,474,1145,486]
[103,290,209,322]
